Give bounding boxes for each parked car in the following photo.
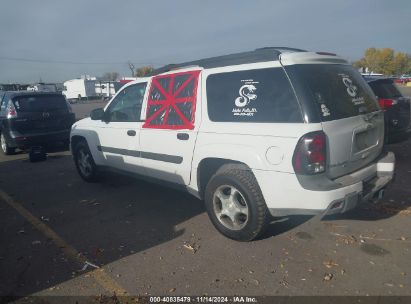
[70,47,395,241]
[0,91,75,154]
[399,74,411,84]
[364,76,411,143]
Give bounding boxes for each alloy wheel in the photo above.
[212,185,249,231]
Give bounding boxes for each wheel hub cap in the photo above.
[1,134,7,152]
[212,185,249,231]
[78,150,92,176]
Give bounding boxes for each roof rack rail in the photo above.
[149,47,307,76]
[255,46,307,52]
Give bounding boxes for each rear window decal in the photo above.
[232,79,259,117]
[207,67,302,123]
[143,70,200,130]
[341,74,365,106]
[321,104,330,117]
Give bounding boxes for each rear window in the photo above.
[206,67,302,123]
[368,79,403,99]
[286,64,379,122]
[12,94,68,112]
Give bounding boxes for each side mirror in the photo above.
[90,108,105,120]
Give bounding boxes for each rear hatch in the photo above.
[285,63,384,179]
[10,94,75,134]
[367,78,411,130]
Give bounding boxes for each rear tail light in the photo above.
[378,98,397,110]
[293,131,326,175]
[6,101,17,119]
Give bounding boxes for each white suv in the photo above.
[70,47,395,241]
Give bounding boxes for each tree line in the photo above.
[353,48,411,76]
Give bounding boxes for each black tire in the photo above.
[73,140,99,182]
[204,164,269,241]
[1,132,16,155]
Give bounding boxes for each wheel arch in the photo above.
[70,135,87,152]
[196,157,253,200]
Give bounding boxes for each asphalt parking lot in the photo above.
[0,89,411,300]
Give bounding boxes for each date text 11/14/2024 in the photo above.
[149,296,258,303]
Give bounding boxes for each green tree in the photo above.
[135,66,154,77]
[364,47,378,72]
[354,48,411,75]
[377,48,395,75]
[100,72,119,81]
[394,52,410,75]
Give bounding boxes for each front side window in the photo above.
[206,68,302,123]
[143,70,200,129]
[106,82,147,122]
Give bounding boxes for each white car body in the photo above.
[71,49,395,233]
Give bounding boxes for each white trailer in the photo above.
[95,81,120,100]
[62,77,97,101]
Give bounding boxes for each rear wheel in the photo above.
[1,133,15,155]
[73,140,99,182]
[204,164,269,241]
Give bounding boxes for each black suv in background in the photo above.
[0,91,75,155]
[364,76,411,143]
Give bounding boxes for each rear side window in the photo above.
[368,79,403,99]
[143,70,200,130]
[286,64,379,122]
[206,67,302,122]
[12,94,68,112]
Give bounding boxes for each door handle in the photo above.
[127,130,136,136]
[177,133,189,140]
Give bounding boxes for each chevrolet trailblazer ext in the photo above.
[70,47,395,241]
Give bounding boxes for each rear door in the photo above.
[286,64,384,179]
[10,94,74,134]
[138,70,201,185]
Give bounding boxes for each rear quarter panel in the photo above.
[189,64,323,192]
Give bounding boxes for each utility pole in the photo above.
[127,61,135,77]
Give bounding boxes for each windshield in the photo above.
[368,79,403,99]
[286,64,379,122]
[12,94,68,112]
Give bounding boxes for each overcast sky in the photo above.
[0,0,410,83]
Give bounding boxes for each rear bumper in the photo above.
[8,129,70,149]
[253,151,395,217]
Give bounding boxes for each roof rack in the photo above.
[149,47,307,76]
